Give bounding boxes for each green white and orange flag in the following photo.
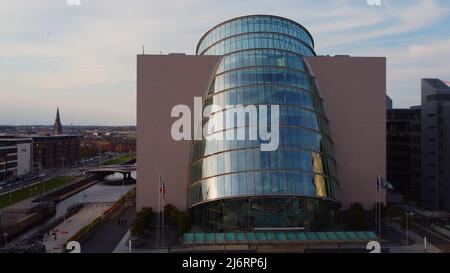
[159,174,166,199]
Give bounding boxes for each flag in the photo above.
[159,175,166,199]
[377,176,394,190]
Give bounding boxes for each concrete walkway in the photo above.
[41,203,110,253]
[113,230,168,253]
[388,222,442,253]
[80,205,136,253]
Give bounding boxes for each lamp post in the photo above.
[405,212,414,251]
[83,194,87,207]
[8,177,12,205]
[3,232,7,253]
[3,155,13,205]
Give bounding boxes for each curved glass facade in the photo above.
[188,15,340,231]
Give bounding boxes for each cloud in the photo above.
[0,0,449,124]
[312,0,448,50]
[350,37,450,107]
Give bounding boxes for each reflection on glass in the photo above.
[188,15,339,231]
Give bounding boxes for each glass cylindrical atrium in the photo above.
[188,15,340,231]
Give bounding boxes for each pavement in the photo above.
[41,203,111,253]
[409,221,450,253]
[387,222,442,253]
[113,230,168,253]
[81,204,136,253]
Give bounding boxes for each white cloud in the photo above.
[0,0,449,124]
[350,37,450,107]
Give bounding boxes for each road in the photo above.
[80,205,136,253]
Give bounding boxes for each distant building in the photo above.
[387,95,393,110]
[80,138,136,158]
[53,107,63,135]
[32,135,81,170]
[31,108,81,170]
[387,79,450,211]
[387,107,421,201]
[0,138,33,182]
[420,79,450,211]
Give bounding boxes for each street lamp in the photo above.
[405,212,414,250]
[8,177,12,205]
[3,232,7,253]
[83,194,87,207]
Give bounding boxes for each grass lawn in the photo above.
[102,153,135,166]
[0,176,76,209]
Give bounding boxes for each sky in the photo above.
[0,0,449,126]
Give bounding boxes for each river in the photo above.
[14,172,136,242]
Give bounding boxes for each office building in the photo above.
[31,108,81,170]
[188,15,339,231]
[0,138,33,182]
[387,107,421,201]
[420,79,450,210]
[387,79,450,211]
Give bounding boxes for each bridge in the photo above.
[85,164,136,180]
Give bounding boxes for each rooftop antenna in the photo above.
[142,45,145,55]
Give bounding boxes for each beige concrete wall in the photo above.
[137,54,221,212]
[137,54,386,212]
[305,56,387,209]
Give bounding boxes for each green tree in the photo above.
[372,202,387,219]
[176,212,191,234]
[130,207,154,236]
[130,215,146,236]
[348,202,365,228]
[140,207,154,227]
[164,204,178,225]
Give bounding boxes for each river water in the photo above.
[54,172,136,218]
[15,172,136,242]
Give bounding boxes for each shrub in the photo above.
[372,202,387,218]
[130,207,154,236]
[176,212,191,234]
[164,204,179,225]
[348,202,365,227]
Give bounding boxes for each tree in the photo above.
[130,215,146,236]
[176,212,191,234]
[164,204,178,225]
[348,202,365,228]
[130,207,154,236]
[372,202,387,219]
[139,207,154,227]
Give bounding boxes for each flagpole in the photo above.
[379,187,382,239]
[376,175,380,238]
[377,175,379,237]
[156,174,160,249]
[162,186,165,249]
[377,175,381,239]
[375,177,377,234]
[378,185,381,238]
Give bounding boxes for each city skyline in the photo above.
[1,0,450,125]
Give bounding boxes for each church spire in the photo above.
[53,107,63,135]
